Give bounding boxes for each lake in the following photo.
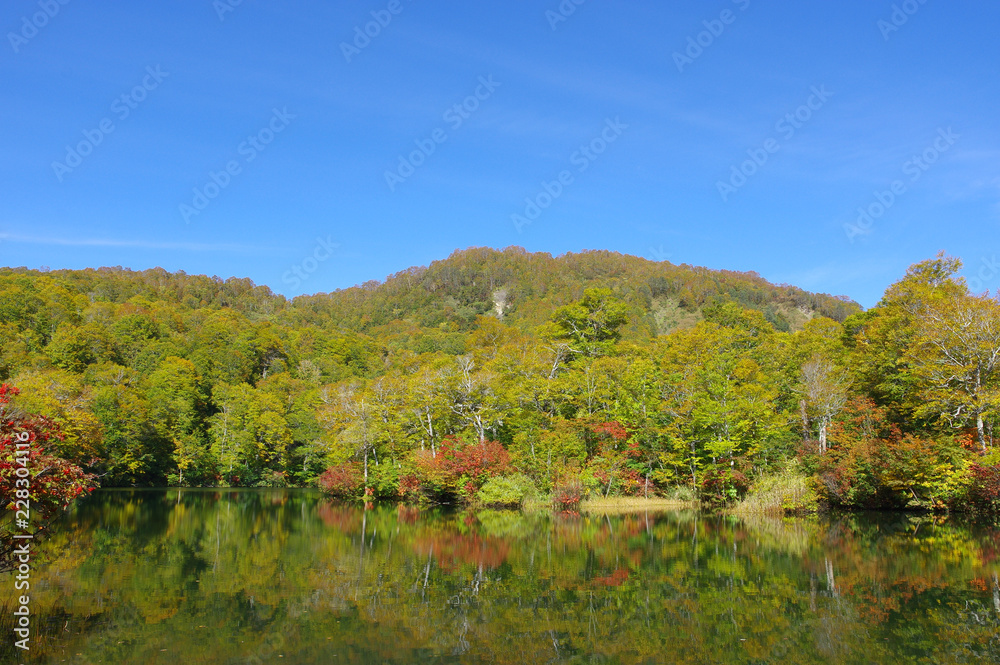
[3,489,999,663]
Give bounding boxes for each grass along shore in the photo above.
[578,497,697,513]
[519,495,697,513]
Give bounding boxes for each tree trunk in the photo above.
[819,420,828,455]
[689,440,698,488]
[977,412,987,452]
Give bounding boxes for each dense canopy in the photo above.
[0,248,997,516]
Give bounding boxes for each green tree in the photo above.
[547,288,630,357]
[908,292,1000,451]
[209,382,293,484]
[799,356,850,454]
[658,314,790,487]
[89,363,165,485]
[46,323,114,372]
[145,356,210,485]
[844,253,965,423]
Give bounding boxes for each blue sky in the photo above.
[2,0,998,308]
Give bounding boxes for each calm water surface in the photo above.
[3,489,999,664]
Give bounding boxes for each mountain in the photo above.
[294,246,860,339]
[0,247,860,374]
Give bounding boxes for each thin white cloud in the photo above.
[0,234,271,253]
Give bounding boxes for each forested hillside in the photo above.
[1,248,997,515]
[291,246,859,340]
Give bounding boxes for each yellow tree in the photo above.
[145,356,209,485]
[908,292,1000,451]
[799,356,850,454]
[844,253,965,420]
[318,382,377,484]
[405,361,451,456]
[9,368,103,464]
[209,382,292,483]
[657,310,788,485]
[547,288,630,357]
[443,355,506,442]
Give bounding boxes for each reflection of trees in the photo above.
[3,494,1000,663]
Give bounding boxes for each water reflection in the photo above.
[2,490,999,664]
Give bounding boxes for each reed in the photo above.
[579,497,697,514]
[732,463,818,516]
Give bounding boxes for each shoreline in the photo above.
[521,496,698,514]
[578,497,697,513]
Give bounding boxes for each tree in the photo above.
[844,253,965,422]
[443,356,506,442]
[89,363,165,485]
[257,371,326,484]
[209,383,292,484]
[799,356,850,454]
[318,382,377,486]
[0,383,95,572]
[658,316,789,487]
[405,362,451,456]
[145,356,210,485]
[319,379,409,488]
[8,368,103,465]
[908,292,1000,451]
[547,288,630,356]
[46,323,114,372]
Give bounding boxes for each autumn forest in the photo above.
[1,247,999,518]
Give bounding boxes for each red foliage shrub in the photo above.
[410,436,511,502]
[966,464,1000,515]
[698,464,749,507]
[815,397,905,509]
[398,473,422,501]
[317,461,364,499]
[584,421,658,497]
[1,383,97,572]
[591,421,628,442]
[552,481,584,510]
